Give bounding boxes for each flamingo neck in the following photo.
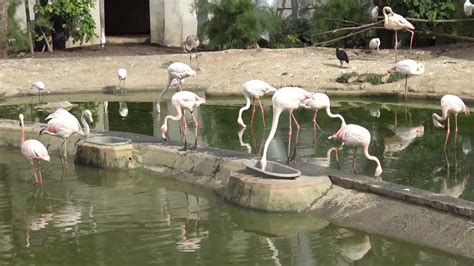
[325,106,346,126]
[237,94,251,127]
[363,145,382,176]
[261,107,282,170]
[162,104,184,134]
[80,113,90,136]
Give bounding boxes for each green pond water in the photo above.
[0,94,473,264]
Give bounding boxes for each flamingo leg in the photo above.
[291,112,300,130]
[312,110,322,131]
[191,112,199,149]
[37,161,43,184]
[406,29,415,51]
[250,98,256,128]
[335,147,341,170]
[454,113,459,145]
[404,75,408,98]
[31,161,39,184]
[444,116,451,148]
[257,98,266,127]
[394,31,398,61]
[288,127,300,165]
[194,47,199,65]
[189,53,192,65]
[287,113,292,160]
[352,147,357,174]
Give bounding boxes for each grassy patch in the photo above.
[336,72,405,85]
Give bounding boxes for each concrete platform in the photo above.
[224,170,331,212]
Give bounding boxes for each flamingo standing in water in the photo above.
[260,87,313,171]
[157,62,197,114]
[40,108,93,158]
[388,59,425,98]
[19,114,50,184]
[31,81,46,102]
[329,123,383,177]
[183,35,200,65]
[432,94,470,147]
[383,6,415,60]
[160,91,206,151]
[237,80,277,128]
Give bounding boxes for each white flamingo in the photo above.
[260,87,313,170]
[329,123,383,177]
[237,80,277,128]
[303,92,346,131]
[369,38,381,51]
[40,108,93,158]
[432,94,470,147]
[157,62,197,114]
[118,68,127,88]
[387,59,425,98]
[31,81,46,101]
[465,0,473,16]
[383,6,415,59]
[160,91,205,150]
[371,6,379,21]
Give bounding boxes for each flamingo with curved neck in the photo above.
[237,80,277,128]
[383,6,415,60]
[432,94,470,147]
[329,123,382,177]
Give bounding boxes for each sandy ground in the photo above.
[0,43,473,100]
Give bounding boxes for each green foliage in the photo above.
[271,18,311,48]
[6,0,29,53]
[336,72,405,85]
[310,0,372,44]
[196,0,280,49]
[34,0,97,44]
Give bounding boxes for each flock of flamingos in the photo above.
[18,5,471,183]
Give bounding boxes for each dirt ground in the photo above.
[0,42,473,101]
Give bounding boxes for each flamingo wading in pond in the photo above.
[237,80,277,128]
[160,91,206,151]
[31,81,46,102]
[388,59,425,98]
[183,35,200,65]
[260,87,313,171]
[329,123,383,177]
[432,94,470,147]
[19,114,50,184]
[157,62,197,114]
[383,6,415,60]
[40,108,93,158]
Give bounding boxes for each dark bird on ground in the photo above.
[297,35,312,46]
[336,48,350,68]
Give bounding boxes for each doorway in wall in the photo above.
[104,0,150,43]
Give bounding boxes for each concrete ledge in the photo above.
[329,174,474,218]
[224,171,332,212]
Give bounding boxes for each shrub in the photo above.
[196,0,280,49]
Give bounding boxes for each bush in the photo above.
[271,18,312,48]
[34,0,97,46]
[196,0,280,49]
[6,0,29,54]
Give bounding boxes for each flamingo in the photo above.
[432,94,470,147]
[183,35,200,65]
[19,114,50,184]
[465,0,473,16]
[260,87,313,171]
[160,91,205,151]
[336,48,349,68]
[387,59,425,98]
[303,92,346,130]
[370,6,379,21]
[369,38,381,51]
[40,108,93,158]
[383,6,415,59]
[118,68,127,88]
[31,81,46,102]
[157,62,197,114]
[237,80,277,128]
[329,123,383,177]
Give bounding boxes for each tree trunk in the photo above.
[0,0,8,58]
[24,0,34,55]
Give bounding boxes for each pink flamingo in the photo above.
[160,91,206,150]
[19,114,50,184]
[388,59,425,98]
[157,62,197,114]
[329,123,383,177]
[303,92,346,131]
[237,80,277,128]
[260,87,313,170]
[383,6,415,60]
[40,108,93,158]
[432,94,470,147]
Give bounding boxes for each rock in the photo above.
[381,73,391,84]
[348,76,359,83]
